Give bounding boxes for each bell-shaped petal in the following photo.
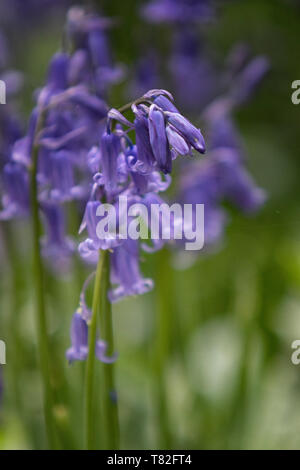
[109,239,153,302]
[148,104,172,174]
[100,131,121,195]
[66,312,88,363]
[165,111,205,154]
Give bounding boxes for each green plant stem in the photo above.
[30,111,57,449]
[99,252,120,449]
[153,248,173,449]
[84,249,106,450]
[116,96,152,114]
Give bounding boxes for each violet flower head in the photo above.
[66,311,89,363]
[100,131,121,195]
[165,111,205,154]
[148,104,172,174]
[109,239,154,303]
[77,89,206,304]
[69,88,206,362]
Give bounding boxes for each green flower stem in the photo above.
[84,249,106,450]
[30,110,57,449]
[99,251,120,449]
[153,248,173,449]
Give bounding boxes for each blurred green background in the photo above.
[1,0,300,449]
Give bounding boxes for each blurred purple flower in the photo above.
[141,0,215,24]
[40,202,75,271]
[109,239,154,303]
[179,147,266,248]
[66,311,117,364]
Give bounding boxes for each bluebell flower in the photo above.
[66,310,117,364]
[78,200,122,260]
[153,95,179,113]
[66,311,89,363]
[134,112,156,172]
[148,105,172,174]
[165,111,206,153]
[100,132,121,196]
[166,125,191,156]
[109,239,154,303]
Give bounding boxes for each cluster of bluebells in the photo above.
[0,3,268,367]
[67,88,206,363]
[0,7,122,269]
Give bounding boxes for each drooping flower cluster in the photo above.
[67,88,206,362]
[79,88,205,290]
